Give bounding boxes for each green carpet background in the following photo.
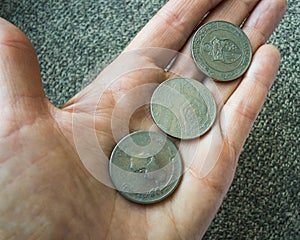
[1,0,299,239]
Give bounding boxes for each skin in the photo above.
[0,0,287,239]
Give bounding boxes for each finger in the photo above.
[242,0,287,52]
[221,44,281,153]
[0,18,46,132]
[212,0,287,103]
[204,0,261,24]
[170,0,287,104]
[165,45,280,239]
[0,19,45,102]
[125,0,223,65]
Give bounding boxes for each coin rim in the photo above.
[150,78,217,139]
[191,20,252,81]
[109,130,183,204]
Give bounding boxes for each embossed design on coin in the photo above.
[109,131,182,204]
[205,37,242,63]
[192,21,252,81]
[150,78,216,139]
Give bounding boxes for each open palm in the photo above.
[0,0,286,239]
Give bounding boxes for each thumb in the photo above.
[0,18,47,121]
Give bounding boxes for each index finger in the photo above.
[126,0,223,52]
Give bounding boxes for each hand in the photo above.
[0,0,287,239]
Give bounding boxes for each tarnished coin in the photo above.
[109,131,182,204]
[192,20,252,81]
[150,78,216,139]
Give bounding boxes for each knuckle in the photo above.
[0,19,33,52]
[280,0,288,10]
[240,0,254,8]
[157,9,186,39]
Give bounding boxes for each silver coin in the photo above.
[192,20,252,81]
[109,131,182,204]
[150,78,216,139]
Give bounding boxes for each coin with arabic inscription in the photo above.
[192,21,252,81]
[109,131,182,204]
[150,78,216,139]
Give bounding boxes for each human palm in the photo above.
[0,0,286,239]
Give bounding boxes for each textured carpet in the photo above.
[1,0,299,239]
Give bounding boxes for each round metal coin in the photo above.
[109,131,182,204]
[150,78,216,139]
[192,20,252,81]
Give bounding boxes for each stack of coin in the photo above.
[109,77,216,204]
[109,20,252,204]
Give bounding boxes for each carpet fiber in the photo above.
[1,0,299,239]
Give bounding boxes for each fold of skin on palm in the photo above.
[0,0,287,239]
